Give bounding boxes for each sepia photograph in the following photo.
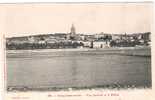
[3,3,152,92]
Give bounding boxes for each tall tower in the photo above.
[70,24,76,35]
[67,24,76,40]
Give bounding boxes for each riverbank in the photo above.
[6,46,151,57]
[7,83,151,92]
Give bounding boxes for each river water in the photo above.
[6,49,151,90]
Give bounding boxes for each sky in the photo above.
[0,3,153,37]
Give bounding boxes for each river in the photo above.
[6,49,151,91]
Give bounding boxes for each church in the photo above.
[67,24,79,40]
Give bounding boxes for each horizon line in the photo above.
[5,31,151,38]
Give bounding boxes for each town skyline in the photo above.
[5,23,152,38]
[5,31,151,38]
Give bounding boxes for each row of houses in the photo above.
[6,32,151,50]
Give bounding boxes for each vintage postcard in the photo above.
[0,2,154,100]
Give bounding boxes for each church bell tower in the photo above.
[70,24,76,35]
